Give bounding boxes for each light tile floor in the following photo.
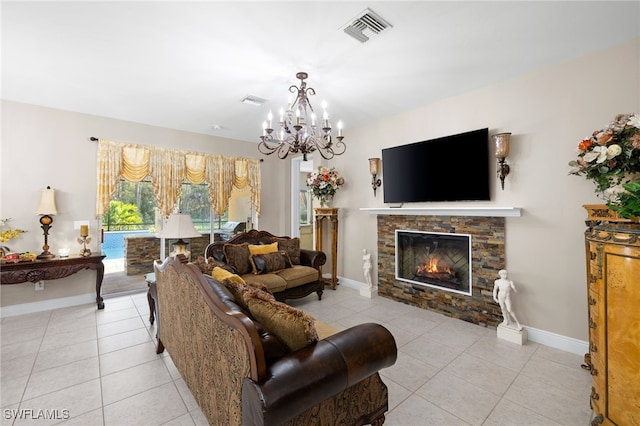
[1,285,593,425]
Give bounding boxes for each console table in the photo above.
[314,207,339,289]
[0,254,106,309]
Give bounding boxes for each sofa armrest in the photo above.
[242,322,397,426]
[299,249,326,270]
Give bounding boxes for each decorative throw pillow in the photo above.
[274,237,301,265]
[250,251,292,275]
[244,287,318,352]
[220,278,251,311]
[211,266,245,285]
[192,256,210,273]
[223,243,252,275]
[194,256,234,275]
[248,242,278,256]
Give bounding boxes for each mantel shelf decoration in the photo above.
[306,166,345,207]
[569,113,640,221]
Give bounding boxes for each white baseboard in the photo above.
[329,275,589,356]
[0,293,96,318]
[329,275,362,291]
[523,325,589,356]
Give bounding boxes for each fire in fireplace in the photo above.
[395,230,472,295]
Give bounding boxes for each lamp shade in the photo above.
[492,133,511,158]
[36,186,58,215]
[368,158,381,176]
[159,213,202,239]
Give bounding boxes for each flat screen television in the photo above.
[382,128,490,203]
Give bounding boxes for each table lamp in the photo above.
[36,186,58,259]
[159,213,202,260]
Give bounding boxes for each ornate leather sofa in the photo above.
[154,256,398,426]
[204,229,326,302]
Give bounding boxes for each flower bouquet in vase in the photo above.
[306,166,345,208]
[0,218,27,259]
[569,113,640,221]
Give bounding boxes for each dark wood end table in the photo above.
[0,254,106,309]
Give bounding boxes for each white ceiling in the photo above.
[2,1,639,144]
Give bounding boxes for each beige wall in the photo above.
[328,38,640,342]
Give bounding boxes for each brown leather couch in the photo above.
[154,256,397,426]
[204,229,326,302]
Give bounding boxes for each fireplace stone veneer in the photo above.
[377,214,505,327]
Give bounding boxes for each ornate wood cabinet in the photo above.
[584,216,640,425]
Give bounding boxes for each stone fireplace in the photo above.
[376,213,507,327]
[396,230,472,295]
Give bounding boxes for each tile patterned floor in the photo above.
[1,285,593,425]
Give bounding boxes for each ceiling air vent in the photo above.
[342,8,392,43]
[241,95,266,107]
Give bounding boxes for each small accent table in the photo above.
[0,254,106,309]
[145,273,156,325]
[145,272,163,353]
[314,207,339,289]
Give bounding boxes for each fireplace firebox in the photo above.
[395,230,472,295]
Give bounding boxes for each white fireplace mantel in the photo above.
[360,206,522,217]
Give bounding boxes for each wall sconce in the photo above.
[36,186,58,259]
[368,158,382,196]
[492,133,511,190]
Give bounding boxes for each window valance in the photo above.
[96,139,261,218]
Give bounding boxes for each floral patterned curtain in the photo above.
[95,139,261,218]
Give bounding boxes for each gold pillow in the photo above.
[248,242,278,256]
[244,287,318,352]
[211,266,245,285]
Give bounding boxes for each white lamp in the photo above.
[36,186,58,259]
[159,213,202,259]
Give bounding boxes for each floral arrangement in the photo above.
[569,113,640,219]
[0,218,26,244]
[569,113,640,195]
[306,166,345,207]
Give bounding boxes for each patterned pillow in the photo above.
[223,243,252,275]
[244,287,318,352]
[274,237,301,265]
[209,267,268,310]
[250,251,292,275]
[248,242,278,256]
[195,257,235,275]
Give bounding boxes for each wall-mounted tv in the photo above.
[382,128,490,203]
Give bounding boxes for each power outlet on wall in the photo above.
[35,281,45,291]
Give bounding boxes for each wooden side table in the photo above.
[0,254,106,309]
[314,207,339,289]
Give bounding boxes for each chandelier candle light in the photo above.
[258,72,346,161]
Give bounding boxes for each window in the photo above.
[177,182,211,232]
[299,189,311,225]
[102,179,157,231]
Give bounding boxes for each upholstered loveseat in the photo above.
[154,256,398,426]
[203,229,326,302]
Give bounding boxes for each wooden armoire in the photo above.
[583,205,640,425]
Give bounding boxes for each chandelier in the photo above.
[258,72,346,161]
